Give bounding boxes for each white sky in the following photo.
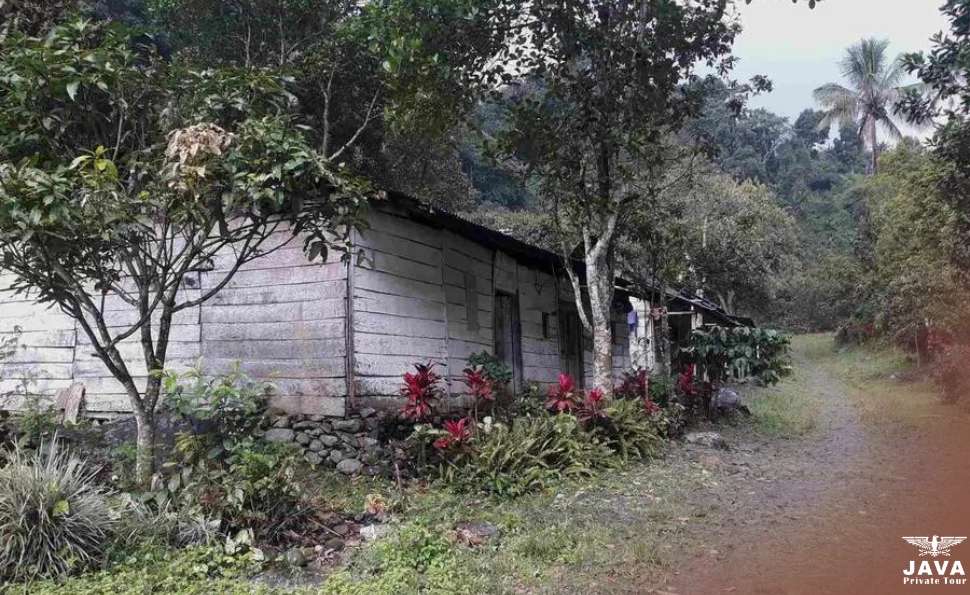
[732,0,948,126]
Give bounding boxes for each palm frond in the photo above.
[840,38,892,94]
[813,83,859,129]
[881,56,907,89]
[879,116,904,141]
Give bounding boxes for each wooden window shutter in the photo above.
[464,272,479,331]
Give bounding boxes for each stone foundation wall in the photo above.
[263,408,392,475]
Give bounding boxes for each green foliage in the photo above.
[466,350,512,387]
[116,497,221,550]
[11,392,59,446]
[26,544,262,595]
[684,326,792,386]
[684,176,797,314]
[776,250,867,332]
[0,441,116,582]
[438,415,614,497]
[153,366,304,543]
[864,144,967,338]
[592,399,664,461]
[814,38,909,174]
[161,362,271,438]
[373,523,452,573]
[648,374,674,408]
[0,16,370,482]
[323,522,473,595]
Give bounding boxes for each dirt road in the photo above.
[667,336,970,595]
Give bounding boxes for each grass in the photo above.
[17,333,859,594]
[825,338,944,428]
[746,384,819,437]
[320,458,715,594]
[744,334,827,438]
[17,454,713,594]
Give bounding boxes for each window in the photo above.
[464,272,479,331]
[541,312,552,339]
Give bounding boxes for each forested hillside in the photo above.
[4,0,966,344]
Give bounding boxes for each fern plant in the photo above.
[440,415,614,497]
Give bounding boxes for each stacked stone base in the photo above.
[263,408,389,476]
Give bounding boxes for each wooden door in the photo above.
[493,292,523,391]
[558,305,584,388]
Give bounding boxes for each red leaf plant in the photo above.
[463,366,495,402]
[546,373,579,413]
[675,366,698,399]
[616,368,650,400]
[433,417,473,450]
[642,398,661,416]
[400,361,443,421]
[577,387,609,425]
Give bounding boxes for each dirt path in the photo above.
[665,336,970,595]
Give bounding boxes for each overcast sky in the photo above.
[731,0,948,126]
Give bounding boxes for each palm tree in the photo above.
[814,38,908,174]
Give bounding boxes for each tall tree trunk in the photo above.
[132,401,155,485]
[657,283,672,381]
[716,290,736,315]
[868,119,879,175]
[586,249,615,394]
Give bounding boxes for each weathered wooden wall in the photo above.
[1,205,636,418]
[351,205,450,409]
[350,204,633,412]
[0,274,79,409]
[0,227,348,417]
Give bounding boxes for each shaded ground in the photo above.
[660,335,970,595]
[25,334,968,594]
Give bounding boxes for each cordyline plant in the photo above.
[577,387,608,426]
[546,373,580,414]
[463,365,495,420]
[433,417,472,451]
[400,362,444,421]
[0,20,369,484]
[616,368,650,400]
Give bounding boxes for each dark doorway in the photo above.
[558,303,585,388]
[493,291,524,391]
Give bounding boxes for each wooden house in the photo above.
[0,193,641,418]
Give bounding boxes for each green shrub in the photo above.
[26,544,261,595]
[116,497,221,549]
[684,326,793,386]
[374,523,452,572]
[648,374,674,407]
[153,365,305,544]
[0,441,116,582]
[592,399,664,460]
[151,430,304,543]
[322,523,475,595]
[466,351,512,387]
[161,362,270,438]
[11,391,58,447]
[441,415,614,497]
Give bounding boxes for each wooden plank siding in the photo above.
[0,227,349,417]
[348,204,634,413]
[1,202,637,419]
[0,280,78,410]
[350,206,451,411]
